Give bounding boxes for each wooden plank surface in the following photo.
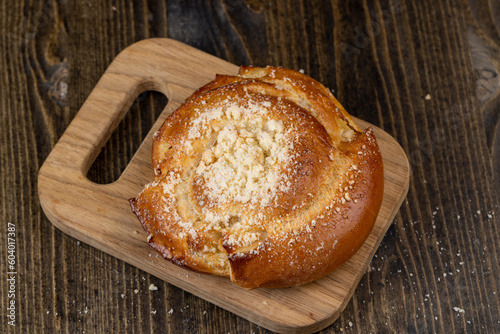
[37,38,409,333]
[1,0,499,333]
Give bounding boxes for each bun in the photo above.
[129,66,384,288]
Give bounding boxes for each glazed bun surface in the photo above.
[129,66,384,288]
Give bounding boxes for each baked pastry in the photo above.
[129,66,384,288]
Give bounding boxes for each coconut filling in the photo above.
[189,115,294,266]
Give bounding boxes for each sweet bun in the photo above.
[129,66,384,288]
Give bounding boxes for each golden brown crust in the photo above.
[226,129,384,288]
[129,66,384,288]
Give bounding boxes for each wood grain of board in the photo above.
[37,38,410,334]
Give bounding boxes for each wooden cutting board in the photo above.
[38,38,410,334]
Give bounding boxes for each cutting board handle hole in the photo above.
[87,90,168,184]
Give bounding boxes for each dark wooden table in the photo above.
[1,0,499,333]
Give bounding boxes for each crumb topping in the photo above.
[194,117,292,207]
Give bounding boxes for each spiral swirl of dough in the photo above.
[130,66,384,288]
